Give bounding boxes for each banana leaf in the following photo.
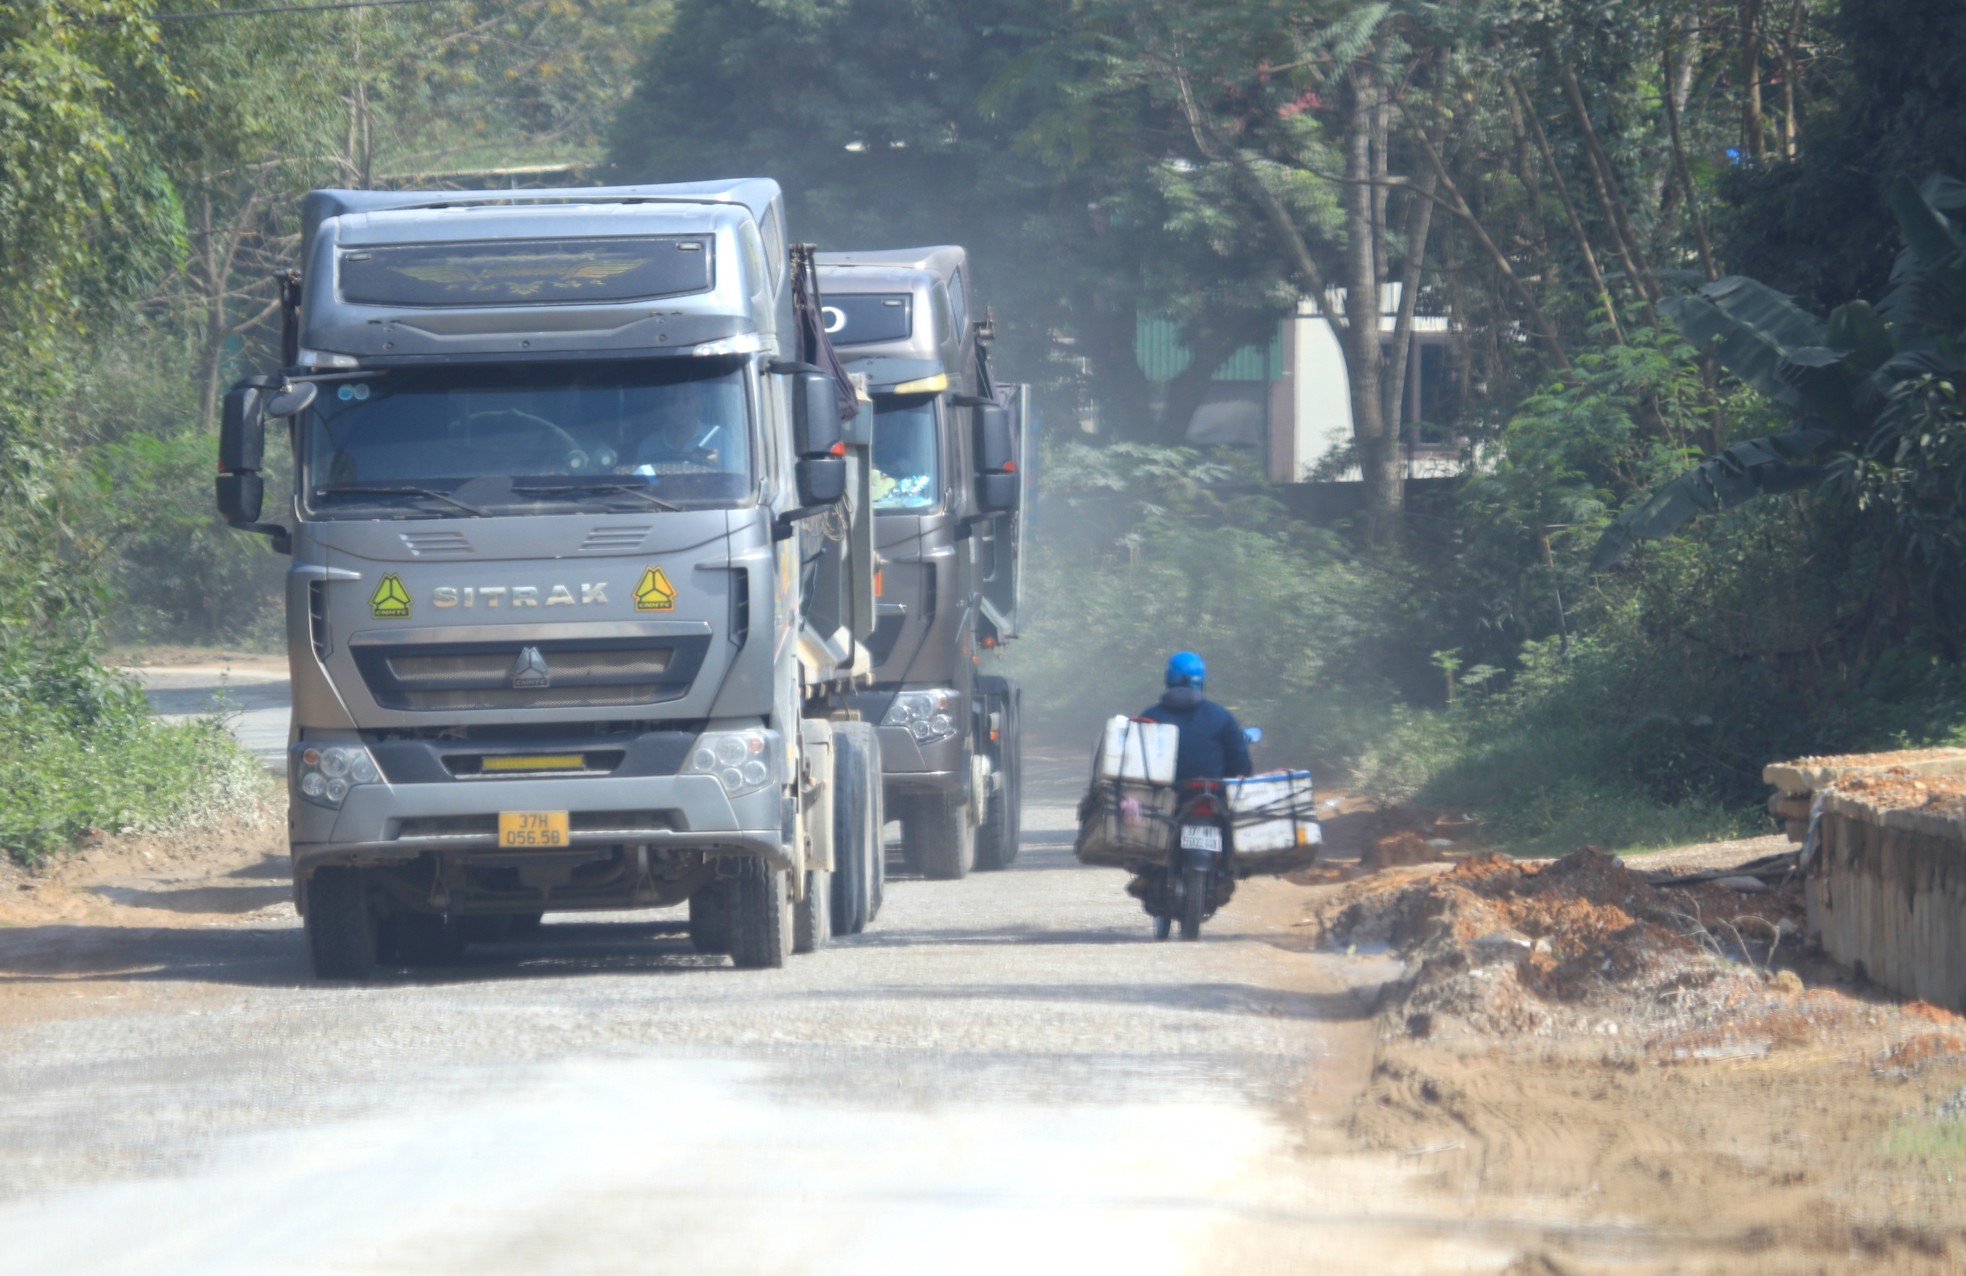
[1660,276,1827,411]
[1589,428,1836,571]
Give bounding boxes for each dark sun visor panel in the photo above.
[339,236,714,308]
[821,294,912,345]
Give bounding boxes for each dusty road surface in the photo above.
[0,753,1618,1276]
[125,650,291,772]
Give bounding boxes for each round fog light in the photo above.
[719,767,744,792]
[911,721,932,742]
[741,759,767,787]
[300,772,326,798]
[351,757,378,784]
[929,713,953,736]
[325,778,349,803]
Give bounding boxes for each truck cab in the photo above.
[816,248,1025,879]
[217,180,886,977]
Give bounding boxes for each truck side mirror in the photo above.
[975,471,1019,513]
[216,471,266,525]
[791,370,843,457]
[971,401,1019,513]
[795,455,848,506]
[219,378,272,473]
[973,402,1014,473]
[215,375,290,553]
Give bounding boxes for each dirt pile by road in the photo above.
[1297,845,1966,1271]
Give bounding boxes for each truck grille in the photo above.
[352,635,709,712]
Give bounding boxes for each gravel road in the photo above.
[0,751,1516,1274]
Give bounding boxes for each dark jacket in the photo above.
[1138,687,1252,782]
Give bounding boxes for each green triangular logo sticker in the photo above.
[370,574,412,619]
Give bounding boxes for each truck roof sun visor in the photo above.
[822,294,912,346]
[339,236,714,308]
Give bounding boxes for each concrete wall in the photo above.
[1807,796,1966,1012]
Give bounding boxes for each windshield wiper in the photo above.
[315,485,486,517]
[511,481,682,512]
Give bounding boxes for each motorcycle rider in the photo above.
[1138,651,1252,782]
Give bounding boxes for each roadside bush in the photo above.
[0,639,266,863]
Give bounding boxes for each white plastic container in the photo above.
[1226,770,1322,860]
[1096,716,1179,785]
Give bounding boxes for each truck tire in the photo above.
[867,761,887,921]
[689,881,731,955]
[911,792,973,881]
[794,868,830,954]
[829,721,878,935]
[726,856,793,969]
[305,866,379,981]
[974,676,1021,871]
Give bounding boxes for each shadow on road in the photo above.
[798,977,1374,1022]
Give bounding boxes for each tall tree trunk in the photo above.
[1343,68,1398,544]
[1554,60,1662,311]
[1407,121,1570,368]
[1382,139,1440,437]
[196,188,226,430]
[1660,38,1718,281]
[1509,74,1626,341]
[1740,0,1766,162]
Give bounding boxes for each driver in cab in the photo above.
[632,380,731,477]
[1138,651,1252,783]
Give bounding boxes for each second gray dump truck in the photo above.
[215,179,888,978]
[816,248,1025,879]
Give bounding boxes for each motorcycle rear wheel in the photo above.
[1179,865,1207,940]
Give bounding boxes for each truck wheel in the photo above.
[794,869,831,954]
[867,761,887,921]
[726,856,793,969]
[912,792,973,881]
[305,866,379,981]
[830,721,878,935]
[974,677,1021,871]
[689,881,731,955]
[395,912,467,965]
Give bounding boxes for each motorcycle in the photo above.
[1136,727,1258,941]
[1078,721,1319,942]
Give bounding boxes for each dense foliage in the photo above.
[3,0,1963,857]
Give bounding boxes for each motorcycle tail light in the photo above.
[1188,797,1218,818]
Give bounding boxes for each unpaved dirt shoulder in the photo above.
[1292,847,1966,1274]
[0,815,294,1027]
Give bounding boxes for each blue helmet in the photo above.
[1165,651,1206,689]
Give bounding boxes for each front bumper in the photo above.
[289,772,787,872]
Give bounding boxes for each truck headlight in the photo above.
[684,728,777,798]
[882,689,960,744]
[294,743,381,808]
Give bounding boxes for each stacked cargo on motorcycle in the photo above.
[1224,770,1322,876]
[1075,717,1180,870]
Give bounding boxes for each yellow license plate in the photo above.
[498,811,569,849]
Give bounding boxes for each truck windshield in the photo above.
[302,360,754,517]
[870,397,939,511]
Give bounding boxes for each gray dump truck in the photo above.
[816,248,1025,879]
[215,179,888,978]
